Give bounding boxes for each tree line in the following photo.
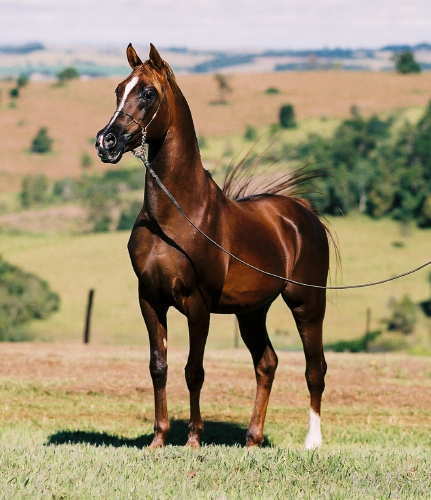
[284,103,431,226]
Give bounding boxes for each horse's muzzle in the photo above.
[95,127,125,164]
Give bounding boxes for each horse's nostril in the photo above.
[104,133,117,150]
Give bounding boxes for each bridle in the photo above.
[127,98,431,290]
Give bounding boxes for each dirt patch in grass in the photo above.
[0,204,86,232]
[1,343,430,416]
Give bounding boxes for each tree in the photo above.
[57,66,80,84]
[30,127,53,154]
[394,51,421,74]
[0,257,60,340]
[20,174,50,207]
[279,104,297,128]
[244,125,257,141]
[17,73,29,88]
[9,87,19,99]
[213,73,232,104]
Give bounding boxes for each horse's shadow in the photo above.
[46,419,271,448]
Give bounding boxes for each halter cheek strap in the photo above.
[118,97,163,156]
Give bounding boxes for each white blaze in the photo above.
[99,76,139,146]
[304,408,322,450]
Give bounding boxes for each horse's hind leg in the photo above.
[236,307,278,447]
[283,290,327,449]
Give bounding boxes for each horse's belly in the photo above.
[214,270,283,314]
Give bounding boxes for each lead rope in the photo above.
[132,126,431,290]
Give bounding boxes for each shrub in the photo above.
[57,67,80,83]
[9,87,19,99]
[394,51,421,74]
[325,330,381,353]
[383,295,417,335]
[0,257,60,340]
[117,200,142,230]
[20,174,50,208]
[102,168,144,191]
[52,178,79,202]
[81,181,119,233]
[80,152,93,169]
[30,127,53,154]
[244,125,257,141]
[265,87,280,95]
[279,104,297,129]
[367,332,409,352]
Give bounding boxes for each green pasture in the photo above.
[1,214,430,349]
[0,348,430,498]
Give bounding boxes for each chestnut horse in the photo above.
[96,44,329,449]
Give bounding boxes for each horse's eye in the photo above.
[142,88,155,100]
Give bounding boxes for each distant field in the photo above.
[1,214,430,348]
[0,344,430,498]
[1,71,431,190]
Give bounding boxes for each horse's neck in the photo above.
[144,94,215,221]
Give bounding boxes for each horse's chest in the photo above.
[128,225,190,293]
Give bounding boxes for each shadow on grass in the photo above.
[46,419,271,448]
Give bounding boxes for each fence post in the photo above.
[83,289,95,344]
[366,307,371,335]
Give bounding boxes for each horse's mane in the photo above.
[221,151,324,201]
[221,150,342,274]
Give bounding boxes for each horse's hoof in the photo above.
[185,438,201,448]
[245,439,262,448]
[148,436,166,449]
[185,432,201,448]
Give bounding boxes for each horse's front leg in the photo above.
[139,294,169,448]
[184,297,210,447]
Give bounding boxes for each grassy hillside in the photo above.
[1,214,430,348]
[1,71,431,190]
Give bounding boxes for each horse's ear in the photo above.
[149,43,164,70]
[126,43,143,69]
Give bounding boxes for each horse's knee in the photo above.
[184,363,205,392]
[255,349,278,383]
[149,351,168,388]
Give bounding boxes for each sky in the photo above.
[1,0,431,50]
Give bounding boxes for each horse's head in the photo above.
[96,43,172,164]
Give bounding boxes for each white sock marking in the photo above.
[99,76,139,145]
[304,408,322,450]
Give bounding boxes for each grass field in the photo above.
[0,343,430,498]
[1,71,431,190]
[1,214,430,350]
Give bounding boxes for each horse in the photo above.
[95,43,330,449]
